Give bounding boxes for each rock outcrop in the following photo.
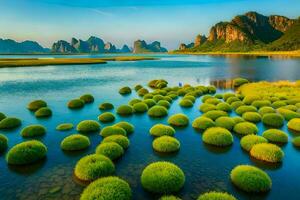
[0,39,49,53]
[133,40,167,53]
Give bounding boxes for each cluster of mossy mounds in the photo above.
[203,110,228,120]
[159,195,182,200]
[27,99,47,111]
[230,165,271,193]
[179,99,193,108]
[61,134,90,151]
[216,102,232,112]
[242,95,261,105]
[262,129,288,143]
[215,117,235,130]
[100,126,127,137]
[0,134,8,152]
[114,121,134,134]
[202,127,233,147]
[103,135,130,149]
[250,143,284,163]
[56,123,74,131]
[240,135,268,151]
[96,142,124,160]
[292,136,300,147]
[150,124,175,137]
[21,124,46,138]
[137,88,149,97]
[99,102,114,111]
[148,105,168,118]
[157,100,171,109]
[192,117,215,130]
[34,107,52,118]
[74,154,115,181]
[79,94,94,104]
[141,161,185,194]
[80,176,132,200]
[6,140,47,165]
[287,118,300,132]
[133,102,149,113]
[197,192,236,200]
[117,105,133,116]
[68,98,85,109]
[98,112,115,123]
[199,103,216,113]
[0,117,21,129]
[233,122,258,135]
[77,120,100,133]
[258,106,275,116]
[168,114,189,127]
[235,105,257,115]
[148,79,168,89]
[277,108,300,120]
[242,112,261,123]
[143,99,156,108]
[119,86,132,95]
[152,136,180,153]
[233,77,249,87]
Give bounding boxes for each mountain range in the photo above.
[0,39,49,53]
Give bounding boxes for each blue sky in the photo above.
[0,0,299,50]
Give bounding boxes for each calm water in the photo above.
[0,54,299,200]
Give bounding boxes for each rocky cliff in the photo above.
[133,40,167,53]
[0,39,49,53]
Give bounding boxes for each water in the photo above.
[0,54,299,200]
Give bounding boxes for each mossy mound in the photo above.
[258,106,275,116]
[197,192,236,200]
[35,107,52,118]
[272,101,287,109]
[134,84,143,91]
[0,112,6,121]
[21,124,46,137]
[231,101,244,110]
[148,106,168,118]
[119,86,132,95]
[233,78,249,87]
[68,99,85,109]
[143,99,156,108]
[152,136,180,153]
[80,176,132,200]
[235,105,257,115]
[141,161,185,193]
[205,98,221,105]
[137,88,149,97]
[128,98,142,106]
[183,95,196,103]
[0,134,8,152]
[74,154,115,181]
[61,134,90,151]
[262,113,284,128]
[201,95,213,103]
[232,116,245,124]
[230,165,271,192]
[27,100,47,111]
[277,108,300,120]
[168,114,189,127]
[214,93,223,99]
[0,117,21,129]
[202,127,233,147]
[76,120,101,133]
[157,100,171,109]
[192,117,215,130]
[143,94,154,100]
[242,112,262,123]
[215,117,235,130]
[240,135,268,151]
[164,96,173,103]
[179,99,193,108]
[148,79,168,89]
[216,102,232,112]
[251,100,271,109]
[80,94,94,104]
[262,129,288,143]
[6,140,47,165]
[226,96,240,104]
[96,142,124,160]
[149,124,175,137]
[199,103,216,113]
[114,121,134,134]
[133,102,149,113]
[250,143,284,163]
[159,195,182,200]
[100,126,127,137]
[287,118,300,132]
[116,105,133,116]
[56,123,74,131]
[224,93,236,101]
[99,102,114,111]
[233,122,258,135]
[203,110,228,120]
[292,136,300,147]
[243,95,261,105]
[283,105,298,112]
[102,135,130,149]
[98,112,115,123]
[153,95,165,102]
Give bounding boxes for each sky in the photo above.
[0,0,299,50]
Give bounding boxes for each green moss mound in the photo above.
[0,134,8,152]
[80,94,94,104]
[242,112,261,123]
[153,95,165,102]
[202,127,233,147]
[183,95,196,103]
[168,114,189,127]
[116,105,133,116]
[133,102,149,113]
[233,122,258,135]
[6,140,47,165]
[230,165,271,192]
[74,154,115,181]
[205,98,221,105]
[96,142,124,160]
[215,117,235,130]
[56,123,74,131]
[27,100,47,111]
[119,86,132,95]
[240,135,268,151]
[287,118,300,132]
[272,101,287,109]
[197,192,236,200]
[61,134,90,151]
[214,93,223,99]
[192,117,215,130]
[226,96,240,104]
[277,108,300,120]
[68,99,85,109]
[134,84,143,91]
[262,113,284,128]
[128,98,142,106]
[251,100,271,109]
[114,121,134,134]
[179,99,193,108]
[0,117,21,129]
[231,101,244,110]
[258,106,275,116]
[159,195,182,200]
[152,136,180,153]
[148,79,168,89]
[143,99,156,108]
[0,112,6,121]
[216,102,232,112]
[292,136,300,147]
[243,95,261,105]
[148,105,168,118]
[141,161,185,194]
[283,105,298,112]
[80,176,132,200]
[157,100,171,109]
[164,96,173,103]
[102,135,130,149]
[100,126,127,137]
[199,103,216,113]
[149,124,175,137]
[98,112,115,123]
[77,120,100,133]
[262,129,288,143]
[232,116,245,124]
[137,88,149,97]
[99,102,114,111]
[203,110,228,120]
[35,107,52,118]
[21,124,46,137]
[235,105,257,115]
[250,143,284,163]
[233,78,249,87]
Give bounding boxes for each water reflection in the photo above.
[8,158,47,175]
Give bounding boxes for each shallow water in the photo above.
[0,54,300,200]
